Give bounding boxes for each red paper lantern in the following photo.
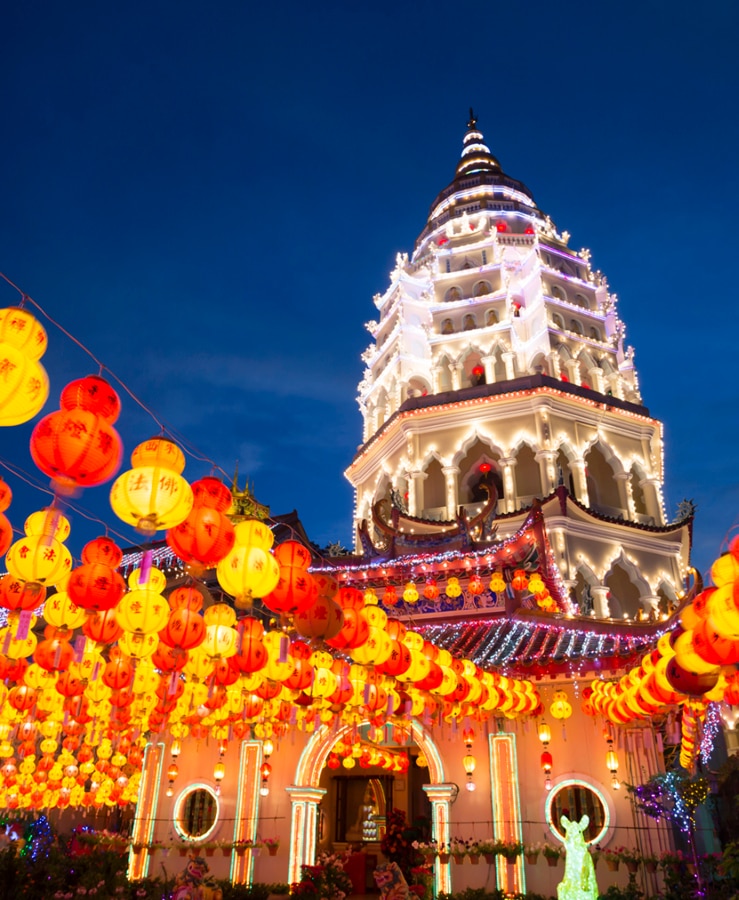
[263,566,316,616]
[159,607,206,651]
[83,607,124,645]
[166,506,235,568]
[66,560,126,612]
[30,375,123,490]
[34,635,74,672]
[232,617,268,674]
[0,575,45,612]
[81,536,123,567]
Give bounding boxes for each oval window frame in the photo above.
[545,776,612,846]
[173,783,221,842]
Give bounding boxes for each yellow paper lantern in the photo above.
[216,543,279,608]
[6,509,72,587]
[115,588,169,634]
[0,341,49,426]
[109,437,193,535]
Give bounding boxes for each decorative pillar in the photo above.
[422,784,456,896]
[570,458,589,506]
[547,351,561,378]
[450,363,463,391]
[286,786,326,887]
[535,450,557,496]
[614,472,632,519]
[442,466,460,520]
[431,365,443,394]
[502,351,516,381]
[640,477,665,525]
[591,585,611,619]
[231,741,262,884]
[128,741,165,880]
[565,358,582,385]
[606,373,624,399]
[408,470,426,518]
[499,457,517,513]
[588,366,605,394]
[489,733,525,896]
[481,354,496,384]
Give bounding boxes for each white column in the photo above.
[286,786,327,887]
[614,472,632,518]
[570,458,589,506]
[591,585,610,618]
[408,470,426,518]
[499,457,517,513]
[442,466,460,519]
[502,351,516,380]
[588,365,605,394]
[547,351,561,378]
[535,450,557,496]
[422,784,456,896]
[450,363,463,391]
[482,354,496,384]
[640,477,665,525]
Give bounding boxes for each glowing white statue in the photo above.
[557,815,599,900]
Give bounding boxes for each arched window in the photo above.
[552,313,565,330]
[589,326,601,341]
[603,563,644,620]
[574,293,590,309]
[514,445,541,505]
[445,286,462,303]
[474,280,492,297]
[422,457,446,516]
[551,285,566,302]
[486,309,499,326]
[584,444,622,513]
[569,319,583,335]
[463,314,477,331]
[441,318,454,334]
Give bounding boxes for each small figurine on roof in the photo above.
[172,853,223,900]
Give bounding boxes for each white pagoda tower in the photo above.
[346,112,692,620]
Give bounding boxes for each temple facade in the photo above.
[128,117,704,898]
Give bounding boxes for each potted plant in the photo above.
[524,842,542,865]
[412,841,439,860]
[477,839,502,866]
[604,847,621,872]
[218,839,232,857]
[619,846,642,874]
[264,837,280,856]
[234,838,258,855]
[542,843,562,867]
[450,837,468,863]
[468,840,482,864]
[437,843,451,864]
[201,840,218,857]
[499,840,523,863]
[643,852,658,874]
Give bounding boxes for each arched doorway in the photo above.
[288,720,454,893]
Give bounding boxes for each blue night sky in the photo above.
[1,1,738,579]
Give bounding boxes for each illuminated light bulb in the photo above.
[538,721,552,744]
[170,740,181,759]
[465,780,476,792]
[611,775,620,790]
[263,739,274,758]
[166,786,174,798]
[260,782,270,796]
[214,761,225,783]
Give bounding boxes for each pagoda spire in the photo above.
[456,110,501,177]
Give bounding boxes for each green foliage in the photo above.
[597,879,643,900]
[217,884,291,900]
[437,889,508,900]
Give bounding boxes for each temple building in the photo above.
[120,118,710,895]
